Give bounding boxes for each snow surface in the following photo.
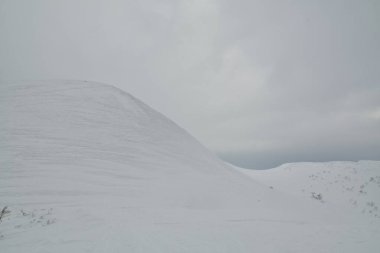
[1,81,379,252]
[237,160,380,220]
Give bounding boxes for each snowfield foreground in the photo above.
[1,81,379,252]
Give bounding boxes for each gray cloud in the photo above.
[1,0,379,168]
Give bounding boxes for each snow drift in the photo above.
[0,81,256,209]
[238,161,380,219]
[0,81,379,252]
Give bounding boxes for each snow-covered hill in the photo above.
[0,81,379,252]
[238,161,380,219]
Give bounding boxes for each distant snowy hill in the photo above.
[238,161,380,219]
[0,81,379,252]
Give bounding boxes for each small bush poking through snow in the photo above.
[0,207,10,223]
[311,192,323,202]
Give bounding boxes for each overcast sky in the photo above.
[1,0,379,169]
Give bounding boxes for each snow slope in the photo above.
[238,161,380,220]
[1,81,379,252]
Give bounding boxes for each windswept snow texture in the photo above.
[238,161,380,220]
[1,81,379,252]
